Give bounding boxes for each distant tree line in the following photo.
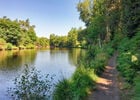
[0,17,87,50]
[49,27,87,48]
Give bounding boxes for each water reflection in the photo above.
[0,49,86,71]
[0,50,37,70]
[68,48,86,66]
[0,49,86,99]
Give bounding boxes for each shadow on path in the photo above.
[88,52,120,100]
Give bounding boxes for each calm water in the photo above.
[0,48,85,99]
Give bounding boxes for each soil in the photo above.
[88,53,120,100]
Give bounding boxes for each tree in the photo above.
[121,0,140,37]
[77,0,93,26]
[0,17,22,45]
[36,37,49,48]
[67,28,79,47]
[0,17,37,46]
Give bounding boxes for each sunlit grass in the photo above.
[53,67,97,100]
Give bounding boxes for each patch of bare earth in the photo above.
[88,53,120,100]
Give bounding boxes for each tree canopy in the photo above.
[0,17,37,47]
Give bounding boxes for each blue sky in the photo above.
[0,0,85,37]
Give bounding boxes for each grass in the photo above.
[53,67,97,100]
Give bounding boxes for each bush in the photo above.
[117,31,140,84]
[117,52,136,83]
[8,66,54,100]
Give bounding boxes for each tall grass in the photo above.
[53,67,97,100]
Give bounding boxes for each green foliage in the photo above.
[0,38,6,44]
[53,67,96,100]
[26,44,35,49]
[77,0,93,26]
[117,52,136,83]
[19,45,26,49]
[77,0,140,99]
[36,37,49,48]
[0,38,6,50]
[53,46,108,100]
[133,75,140,100]
[0,17,37,46]
[49,34,68,48]
[67,28,79,47]
[71,67,96,99]
[121,0,140,37]
[88,47,109,75]
[53,79,72,100]
[49,27,82,48]
[104,43,115,56]
[115,31,140,98]
[78,29,88,48]
[117,31,140,84]
[6,43,13,50]
[8,66,54,100]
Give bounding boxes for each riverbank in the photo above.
[53,46,111,100]
[0,45,51,51]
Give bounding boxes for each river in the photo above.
[0,48,85,99]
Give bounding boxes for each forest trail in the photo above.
[88,52,120,100]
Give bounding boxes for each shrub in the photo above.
[117,31,140,84]
[117,52,136,83]
[8,66,54,100]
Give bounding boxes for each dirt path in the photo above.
[88,53,120,100]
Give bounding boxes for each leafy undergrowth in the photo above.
[117,31,140,100]
[132,75,140,100]
[119,75,140,100]
[53,67,97,100]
